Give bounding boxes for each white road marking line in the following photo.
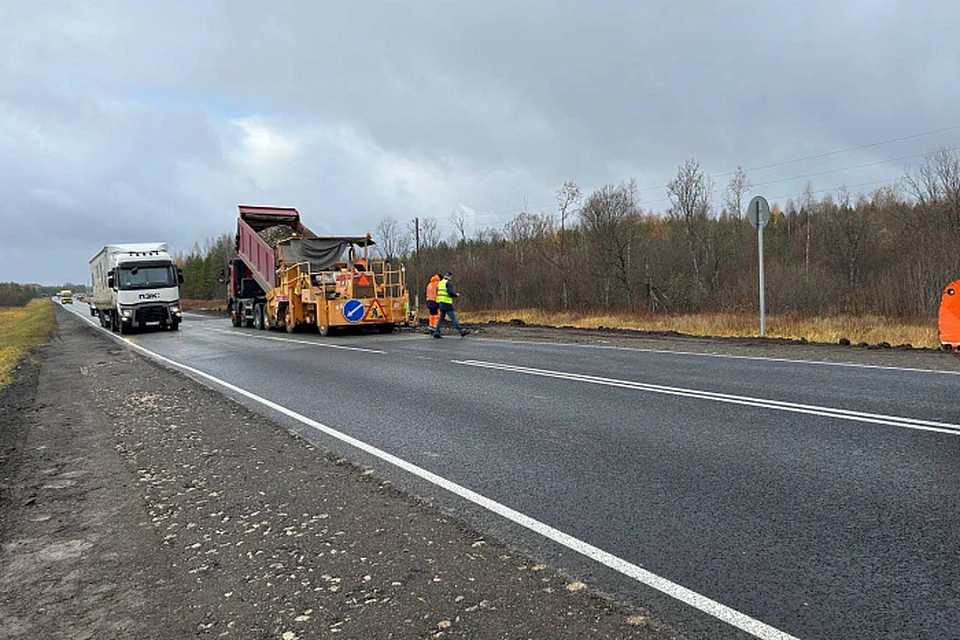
[454,359,960,436]
[472,337,960,375]
[65,311,798,640]
[207,328,385,354]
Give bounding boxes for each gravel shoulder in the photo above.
[0,310,682,639]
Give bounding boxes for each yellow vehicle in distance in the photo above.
[59,290,73,304]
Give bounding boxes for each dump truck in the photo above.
[90,243,184,334]
[228,205,412,335]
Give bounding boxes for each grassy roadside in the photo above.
[0,299,57,389]
[182,296,939,348]
[460,309,939,349]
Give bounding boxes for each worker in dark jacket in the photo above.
[433,271,470,338]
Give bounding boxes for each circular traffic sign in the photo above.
[343,299,365,323]
[746,195,771,229]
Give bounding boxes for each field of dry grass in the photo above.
[180,296,939,348]
[181,299,227,312]
[460,308,939,349]
[0,299,56,388]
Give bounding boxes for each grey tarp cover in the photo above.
[279,238,364,272]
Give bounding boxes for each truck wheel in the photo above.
[253,304,264,330]
[230,302,241,327]
[241,305,253,328]
[170,320,180,331]
[378,323,395,334]
[118,317,128,335]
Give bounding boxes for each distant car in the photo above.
[59,289,73,304]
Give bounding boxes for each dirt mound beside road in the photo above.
[0,316,680,639]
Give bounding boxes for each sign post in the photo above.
[746,196,771,338]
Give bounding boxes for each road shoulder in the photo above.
[0,310,682,638]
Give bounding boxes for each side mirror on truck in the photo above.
[107,272,115,288]
[177,267,184,284]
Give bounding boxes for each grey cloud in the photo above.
[1,0,959,284]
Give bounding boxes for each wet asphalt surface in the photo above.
[59,305,960,639]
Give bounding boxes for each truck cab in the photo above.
[90,243,184,334]
[59,290,73,304]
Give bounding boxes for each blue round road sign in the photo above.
[343,299,365,323]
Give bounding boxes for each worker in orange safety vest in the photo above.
[425,273,441,334]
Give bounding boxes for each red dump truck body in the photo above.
[228,204,412,335]
[236,205,313,291]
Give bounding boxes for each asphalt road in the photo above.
[61,305,960,640]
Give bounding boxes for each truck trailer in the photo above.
[228,205,412,335]
[90,243,184,334]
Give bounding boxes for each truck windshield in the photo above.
[117,266,177,290]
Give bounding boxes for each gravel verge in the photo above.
[0,312,684,639]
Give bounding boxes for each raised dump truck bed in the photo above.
[228,205,412,335]
[236,205,314,292]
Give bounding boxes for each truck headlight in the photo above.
[170,305,181,315]
[121,308,132,317]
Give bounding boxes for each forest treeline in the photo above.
[179,147,960,320]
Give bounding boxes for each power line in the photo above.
[721,123,960,177]
[641,145,960,207]
[423,123,960,227]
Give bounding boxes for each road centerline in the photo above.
[453,359,960,436]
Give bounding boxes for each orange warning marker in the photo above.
[358,273,370,286]
[938,280,960,351]
[364,298,386,321]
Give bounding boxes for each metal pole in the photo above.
[758,219,766,338]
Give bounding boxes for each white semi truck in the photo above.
[90,243,184,333]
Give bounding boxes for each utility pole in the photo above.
[414,217,421,311]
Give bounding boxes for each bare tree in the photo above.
[667,158,714,288]
[800,181,816,284]
[724,166,751,221]
[579,180,641,305]
[423,217,441,248]
[555,180,582,308]
[407,216,441,249]
[903,146,960,232]
[374,216,410,261]
[450,206,468,244]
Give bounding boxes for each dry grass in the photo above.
[460,308,938,349]
[0,299,57,388]
[181,298,227,312]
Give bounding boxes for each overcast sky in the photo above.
[1,0,958,285]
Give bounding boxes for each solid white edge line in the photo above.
[65,309,799,640]
[454,360,960,437]
[472,336,960,376]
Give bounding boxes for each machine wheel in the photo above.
[230,301,242,327]
[241,305,253,328]
[378,323,396,334]
[318,324,330,337]
[118,317,129,335]
[170,320,180,331]
[253,304,264,330]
